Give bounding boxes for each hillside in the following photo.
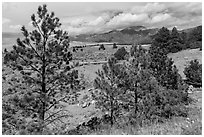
[2,25,201,48]
[71,25,202,45]
[71,26,158,44]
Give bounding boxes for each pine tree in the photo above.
[184,59,202,86]
[127,45,150,115]
[3,4,81,134]
[99,44,105,50]
[93,57,125,126]
[149,27,182,90]
[150,27,170,54]
[168,27,183,53]
[114,47,128,60]
[180,31,187,44]
[113,43,117,49]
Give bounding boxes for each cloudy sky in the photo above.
[2,2,202,35]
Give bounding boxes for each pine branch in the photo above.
[27,38,42,59]
[44,114,71,127]
[13,49,42,75]
[44,109,70,122]
[47,82,61,96]
[45,96,68,112]
[34,20,44,38]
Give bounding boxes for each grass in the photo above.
[84,90,202,135]
[75,48,202,82]
[168,48,202,78]
[2,46,202,135]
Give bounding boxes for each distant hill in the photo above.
[71,25,202,45]
[71,26,158,45]
[2,32,23,49]
[2,25,201,48]
[181,25,202,42]
[2,32,22,39]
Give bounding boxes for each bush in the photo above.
[134,77,188,122]
[73,48,76,52]
[114,47,128,60]
[99,44,105,50]
[184,59,202,86]
[113,43,117,49]
[168,43,184,53]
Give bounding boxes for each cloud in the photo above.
[66,2,200,35]
[151,13,171,23]
[9,24,21,30]
[19,2,199,36]
[2,18,11,24]
[106,13,149,28]
[131,2,166,14]
[87,16,106,26]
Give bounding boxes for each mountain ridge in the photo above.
[2,25,202,45]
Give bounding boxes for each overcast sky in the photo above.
[2,2,202,35]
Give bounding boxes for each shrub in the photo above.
[114,47,128,60]
[113,43,117,49]
[184,59,202,86]
[73,48,77,52]
[99,44,105,50]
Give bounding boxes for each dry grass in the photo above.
[87,90,202,135]
[168,48,202,78]
[2,46,202,135]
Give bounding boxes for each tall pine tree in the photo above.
[3,4,81,134]
[168,27,183,53]
[149,27,182,90]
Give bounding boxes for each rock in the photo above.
[87,88,94,92]
[81,102,87,108]
[187,85,194,94]
[91,100,96,104]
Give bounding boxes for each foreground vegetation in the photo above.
[2,4,202,135]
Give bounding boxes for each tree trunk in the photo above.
[110,95,114,126]
[39,39,46,134]
[39,67,46,133]
[134,84,138,115]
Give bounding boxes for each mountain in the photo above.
[2,32,22,39]
[2,32,23,49]
[2,25,201,47]
[71,26,159,44]
[181,25,202,42]
[120,26,146,34]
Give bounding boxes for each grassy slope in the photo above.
[73,48,202,135]
[2,48,202,134]
[86,89,201,135]
[168,48,202,79]
[76,48,202,82]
